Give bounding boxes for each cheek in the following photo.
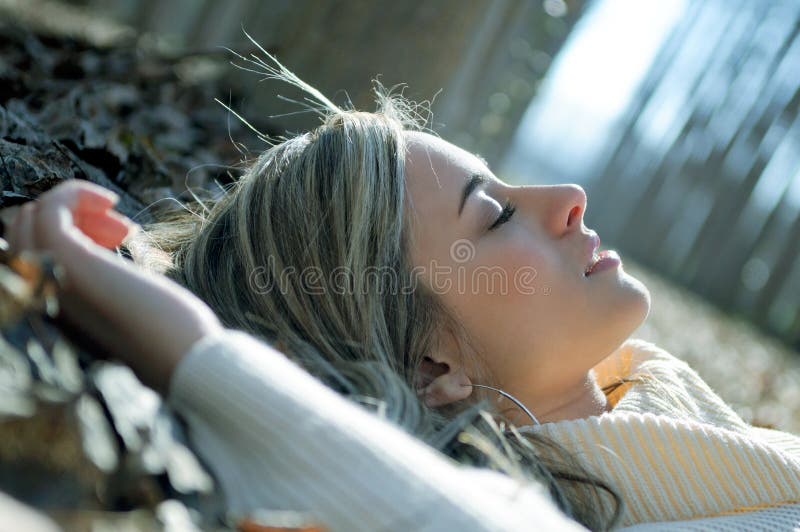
[440,235,561,349]
[482,230,556,287]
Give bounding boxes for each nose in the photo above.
[526,184,587,236]
[563,184,587,231]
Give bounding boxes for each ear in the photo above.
[415,354,473,408]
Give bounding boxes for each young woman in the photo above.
[7,54,800,531]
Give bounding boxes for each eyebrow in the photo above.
[459,173,487,216]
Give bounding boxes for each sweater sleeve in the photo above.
[165,329,583,532]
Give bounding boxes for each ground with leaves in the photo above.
[0,22,296,531]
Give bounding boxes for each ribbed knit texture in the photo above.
[167,329,583,532]
[524,338,800,529]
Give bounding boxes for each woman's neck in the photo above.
[504,371,611,426]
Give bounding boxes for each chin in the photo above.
[595,294,650,363]
[620,271,652,331]
[580,282,651,365]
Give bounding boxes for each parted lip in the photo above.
[584,232,601,274]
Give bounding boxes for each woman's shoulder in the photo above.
[598,338,756,431]
[593,337,690,389]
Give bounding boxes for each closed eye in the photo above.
[488,201,516,231]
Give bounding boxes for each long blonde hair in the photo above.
[129,46,622,530]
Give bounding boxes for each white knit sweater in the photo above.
[526,338,800,530]
[167,329,582,531]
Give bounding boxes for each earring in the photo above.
[468,383,541,426]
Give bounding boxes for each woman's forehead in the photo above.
[402,132,491,252]
[404,132,485,199]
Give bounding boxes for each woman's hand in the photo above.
[5,179,222,394]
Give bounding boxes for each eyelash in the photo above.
[488,201,516,231]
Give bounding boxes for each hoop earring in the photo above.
[469,383,541,426]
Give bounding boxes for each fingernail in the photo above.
[97,187,119,203]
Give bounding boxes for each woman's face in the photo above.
[404,131,651,405]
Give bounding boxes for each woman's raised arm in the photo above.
[169,326,583,531]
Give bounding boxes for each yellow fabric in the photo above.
[522,338,800,528]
